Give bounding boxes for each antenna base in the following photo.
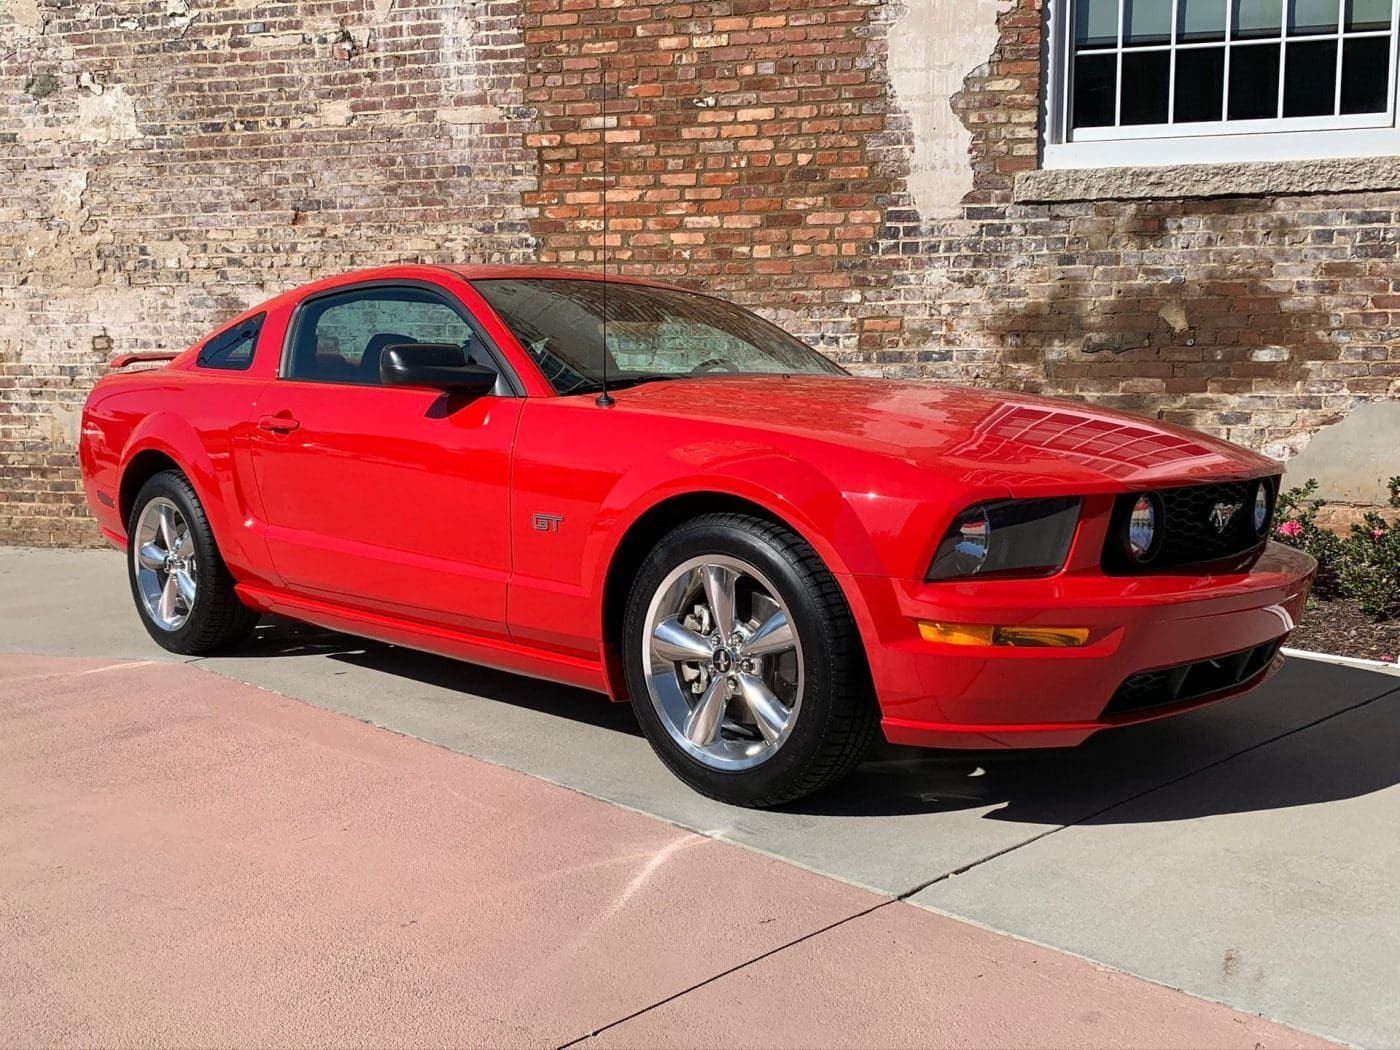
[595,391,616,408]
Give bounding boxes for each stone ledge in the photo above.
[1014,155,1400,203]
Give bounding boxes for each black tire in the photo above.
[622,513,879,807]
[126,470,259,654]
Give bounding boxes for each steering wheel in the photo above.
[690,358,739,374]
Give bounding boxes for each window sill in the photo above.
[1015,154,1400,204]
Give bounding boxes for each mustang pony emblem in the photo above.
[1209,501,1242,533]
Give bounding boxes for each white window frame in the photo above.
[1043,0,1400,169]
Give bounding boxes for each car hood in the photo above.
[614,374,1278,493]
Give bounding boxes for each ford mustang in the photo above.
[79,265,1317,806]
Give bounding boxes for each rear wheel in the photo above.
[127,470,258,654]
[623,513,878,807]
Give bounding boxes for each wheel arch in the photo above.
[118,448,183,530]
[598,489,872,702]
[114,413,268,582]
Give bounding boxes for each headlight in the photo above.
[1126,493,1162,563]
[927,498,1082,581]
[1252,481,1271,536]
[944,505,991,576]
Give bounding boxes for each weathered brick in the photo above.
[3,0,1397,547]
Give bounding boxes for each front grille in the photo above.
[1103,477,1276,573]
[1103,639,1282,717]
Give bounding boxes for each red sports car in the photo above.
[79,265,1317,806]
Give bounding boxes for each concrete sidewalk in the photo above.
[0,653,1324,1048]
[5,546,1399,1046]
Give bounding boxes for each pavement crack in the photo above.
[556,899,896,1048]
[896,681,1400,902]
[894,827,1065,902]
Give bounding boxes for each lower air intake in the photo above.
[1103,639,1283,717]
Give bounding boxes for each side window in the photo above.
[197,313,265,371]
[286,286,479,386]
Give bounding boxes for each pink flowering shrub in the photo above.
[1276,476,1400,620]
[1274,479,1344,599]
[1336,477,1400,621]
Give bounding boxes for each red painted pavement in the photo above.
[0,655,1331,1048]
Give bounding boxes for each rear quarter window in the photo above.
[197,313,265,371]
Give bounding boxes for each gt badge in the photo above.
[532,513,564,533]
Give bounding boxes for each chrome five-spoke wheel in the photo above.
[126,470,258,654]
[133,496,198,631]
[642,554,804,771]
[624,514,878,806]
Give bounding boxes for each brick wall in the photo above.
[882,0,1400,459]
[520,0,904,359]
[1,0,538,544]
[3,0,1397,546]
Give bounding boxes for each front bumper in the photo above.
[843,541,1317,749]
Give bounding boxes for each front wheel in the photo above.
[622,513,878,807]
[127,470,259,654]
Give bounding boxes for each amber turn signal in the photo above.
[918,621,1090,648]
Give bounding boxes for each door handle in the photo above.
[257,413,300,433]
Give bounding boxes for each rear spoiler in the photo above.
[109,350,180,371]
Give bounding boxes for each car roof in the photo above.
[436,264,691,293]
[209,264,699,339]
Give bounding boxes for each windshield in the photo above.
[471,278,845,395]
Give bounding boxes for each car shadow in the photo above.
[227,617,643,737]
[226,618,1400,826]
[794,660,1400,824]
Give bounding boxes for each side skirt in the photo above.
[235,582,610,695]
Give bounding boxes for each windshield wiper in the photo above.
[573,374,688,394]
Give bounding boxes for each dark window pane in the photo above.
[289,288,478,386]
[1341,35,1392,110]
[472,280,842,396]
[1126,0,1173,45]
[1228,43,1282,116]
[1235,0,1284,37]
[1175,46,1228,120]
[1076,0,1120,46]
[1121,51,1172,123]
[1284,39,1339,114]
[1289,0,1341,33]
[1181,0,1229,41]
[1346,0,1393,32]
[198,314,264,372]
[1072,52,1118,127]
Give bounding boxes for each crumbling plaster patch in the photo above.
[440,4,504,138]
[1277,401,1400,505]
[316,98,354,126]
[251,30,307,51]
[43,403,82,446]
[17,82,139,144]
[440,105,508,126]
[21,169,106,305]
[8,0,47,32]
[886,0,1014,220]
[165,0,194,31]
[6,15,149,378]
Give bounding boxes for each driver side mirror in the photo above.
[380,343,497,395]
